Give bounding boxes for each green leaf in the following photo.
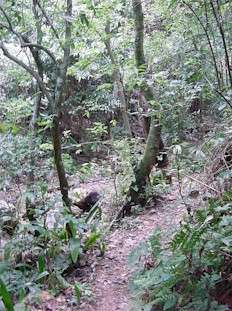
[74,282,82,304]
[0,278,14,311]
[0,262,9,274]
[18,288,26,303]
[11,125,20,135]
[84,231,101,250]
[216,204,232,213]
[0,122,10,133]
[69,238,81,263]
[163,294,177,310]
[66,220,76,238]
[168,0,179,8]
[222,236,232,247]
[80,13,89,27]
[36,271,49,281]
[37,256,46,273]
[39,143,53,151]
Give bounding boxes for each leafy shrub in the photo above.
[0,207,102,305]
[130,194,232,311]
[0,134,52,190]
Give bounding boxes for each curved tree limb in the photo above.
[0,5,57,64]
[21,42,56,64]
[0,42,52,104]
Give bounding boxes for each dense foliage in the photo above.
[130,192,232,310]
[1,0,232,309]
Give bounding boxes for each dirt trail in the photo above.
[80,183,187,311]
[35,177,200,311]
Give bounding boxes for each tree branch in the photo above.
[0,5,14,32]
[36,0,60,40]
[0,42,52,104]
[182,0,221,88]
[0,5,57,64]
[21,42,56,63]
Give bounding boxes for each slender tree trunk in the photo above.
[105,22,132,136]
[50,0,72,208]
[112,70,132,136]
[29,56,43,131]
[30,0,44,130]
[51,115,71,206]
[210,0,232,88]
[30,92,42,130]
[130,0,162,197]
[183,0,221,88]
[26,0,44,220]
[0,1,72,208]
[118,0,163,218]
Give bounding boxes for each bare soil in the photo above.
[79,181,187,311]
[29,176,202,311]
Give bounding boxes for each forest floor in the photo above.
[79,183,187,311]
[35,174,202,311]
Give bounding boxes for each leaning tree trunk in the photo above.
[122,0,163,214]
[50,0,72,208]
[51,114,71,207]
[129,119,161,204]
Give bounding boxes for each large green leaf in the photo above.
[0,278,14,311]
[69,238,81,263]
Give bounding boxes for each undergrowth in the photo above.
[0,207,103,310]
[129,191,232,311]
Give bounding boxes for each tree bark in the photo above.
[30,0,44,130]
[132,0,146,68]
[50,0,72,207]
[51,115,71,207]
[105,22,132,136]
[121,0,163,215]
[0,1,72,208]
[132,0,161,192]
[129,119,161,204]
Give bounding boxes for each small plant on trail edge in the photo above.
[74,282,92,304]
[129,191,232,311]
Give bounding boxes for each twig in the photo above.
[176,156,191,216]
[184,174,220,194]
[36,0,60,40]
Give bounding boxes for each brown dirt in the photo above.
[79,181,187,311]
[29,177,195,311]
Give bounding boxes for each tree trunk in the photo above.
[105,22,132,136]
[51,115,71,207]
[30,92,42,130]
[112,70,132,136]
[50,0,72,208]
[129,119,161,203]
[0,1,72,208]
[122,0,163,214]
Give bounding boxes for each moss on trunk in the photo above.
[122,0,164,215]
